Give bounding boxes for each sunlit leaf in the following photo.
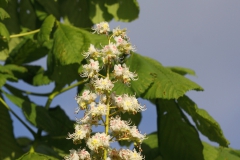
[5,39,48,65]
[105,0,139,22]
[156,99,204,160]
[89,0,113,23]
[0,8,10,20]
[17,151,58,160]
[202,142,240,160]
[127,53,203,99]
[38,15,56,44]
[166,66,196,76]
[178,95,230,147]
[0,95,23,160]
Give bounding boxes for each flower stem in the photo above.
[9,29,40,38]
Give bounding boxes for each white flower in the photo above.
[94,77,114,92]
[64,149,79,160]
[130,126,146,142]
[110,116,130,133]
[119,149,143,160]
[83,44,99,58]
[77,148,91,160]
[81,59,100,78]
[114,64,123,76]
[67,124,91,142]
[112,27,127,38]
[87,133,110,151]
[91,103,107,117]
[114,94,146,113]
[92,22,110,34]
[75,90,97,112]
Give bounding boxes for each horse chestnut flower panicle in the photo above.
[65,22,146,160]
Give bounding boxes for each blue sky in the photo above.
[5,0,240,150]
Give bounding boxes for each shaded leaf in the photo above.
[16,65,52,86]
[0,95,23,160]
[178,95,229,147]
[17,151,58,160]
[1,0,21,34]
[5,38,48,65]
[142,132,163,160]
[156,99,204,160]
[0,8,10,20]
[59,0,93,28]
[38,15,56,44]
[3,92,55,133]
[105,0,139,22]
[36,0,60,20]
[127,53,203,99]
[202,142,240,160]
[89,0,113,23]
[19,0,37,30]
[48,106,74,136]
[166,66,196,76]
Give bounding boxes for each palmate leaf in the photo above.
[19,0,37,30]
[202,142,240,160]
[3,92,55,133]
[142,132,163,160]
[5,38,48,65]
[0,8,10,20]
[1,0,21,34]
[35,0,60,20]
[126,53,203,99]
[0,22,9,60]
[89,0,113,23]
[38,15,56,44]
[0,95,23,160]
[105,0,139,22]
[59,0,93,28]
[49,23,108,85]
[178,95,229,147]
[156,99,204,160]
[17,151,58,160]
[166,66,196,76]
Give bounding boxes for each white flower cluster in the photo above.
[65,22,145,160]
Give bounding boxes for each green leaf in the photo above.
[105,0,139,22]
[59,0,93,28]
[35,0,60,20]
[16,65,52,86]
[5,38,48,65]
[177,95,230,147]
[202,142,240,160]
[38,15,56,44]
[156,99,204,160]
[0,95,23,160]
[0,22,9,60]
[17,151,58,160]
[19,0,37,30]
[128,53,203,99]
[142,132,163,160]
[3,92,55,133]
[0,8,10,20]
[166,66,196,76]
[89,0,113,23]
[52,23,88,65]
[48,106,74,136]
[1,0,21,34]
